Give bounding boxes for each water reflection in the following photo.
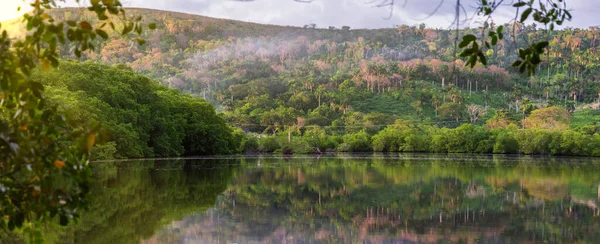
[8,155,600,243]
[145,155,600,243]
[46,159,237,244]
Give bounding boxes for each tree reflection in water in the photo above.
[146,155,600,243]
[7,155,600,243]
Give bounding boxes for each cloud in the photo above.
[14,0,596,29]
[126,0,597,29]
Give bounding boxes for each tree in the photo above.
[430,91,442,116]
[523,107,571,130]
[437,102,465,123]
[486,109,513,129]
[466,105,487,124]
[0,0,148,241]
[519,98,535,128]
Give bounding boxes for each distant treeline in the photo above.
[34,61,245,159]
[251,113,600,157]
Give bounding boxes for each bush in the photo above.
[254,124,600,157]
[560,130,589,156]
[430,128,451,153]
[242,134,260,153]
[91,142,118,160]
[493,131,519,154]
[372,127,402,152]
[343,130,372,152]
[303,128,339,152]
[516,129,554,155]
[258,135,281,152]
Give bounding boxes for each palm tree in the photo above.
[431,92,442,117]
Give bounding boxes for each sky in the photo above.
[1,0,598,29]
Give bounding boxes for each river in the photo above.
[5,154,600,243]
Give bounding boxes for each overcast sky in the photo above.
[3,0,599,29]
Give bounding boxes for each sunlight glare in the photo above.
[0,0,32,22]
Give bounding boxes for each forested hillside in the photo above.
[7,8,600,155]
[27,9,598,127]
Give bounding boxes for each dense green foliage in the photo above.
[253,111,600,157]
[4,9,597,134]
[5,8,600,158]
[34,61,243,159]
[0,0,152,242]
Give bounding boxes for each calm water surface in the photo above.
[21,154,600,243]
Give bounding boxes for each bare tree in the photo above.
[467,104,488,124]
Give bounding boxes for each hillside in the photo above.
[6,8,600,134]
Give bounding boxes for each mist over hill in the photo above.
[6,8,600,146]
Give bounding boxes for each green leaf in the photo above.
[565,10,572,19]
[491,35,498,46]
[518,48,526,58]
[8,220,15,231]
[513,2,527,7]
[519,63,526,73]
[462,34,477,42]
[478,51,487,66]
[14,213,24,228]
[42,31,54,42]
[59,215,69,226]
[459,48,474,57]
[148,23,156,30]
[512,60,522,67]
[468,55,477,68]
[95,29,108,39]
[531,54,541,64]
[521,8,533,23]
[535,41,549,52]
[459,39,471,48]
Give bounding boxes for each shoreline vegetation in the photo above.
[249,124,600,157]
[36,61,245,160]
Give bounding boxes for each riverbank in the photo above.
[250,123,600,157]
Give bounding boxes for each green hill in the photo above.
[4,8,600,155]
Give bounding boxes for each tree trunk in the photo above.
[318,94,321,107]
[469,80,472,95]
